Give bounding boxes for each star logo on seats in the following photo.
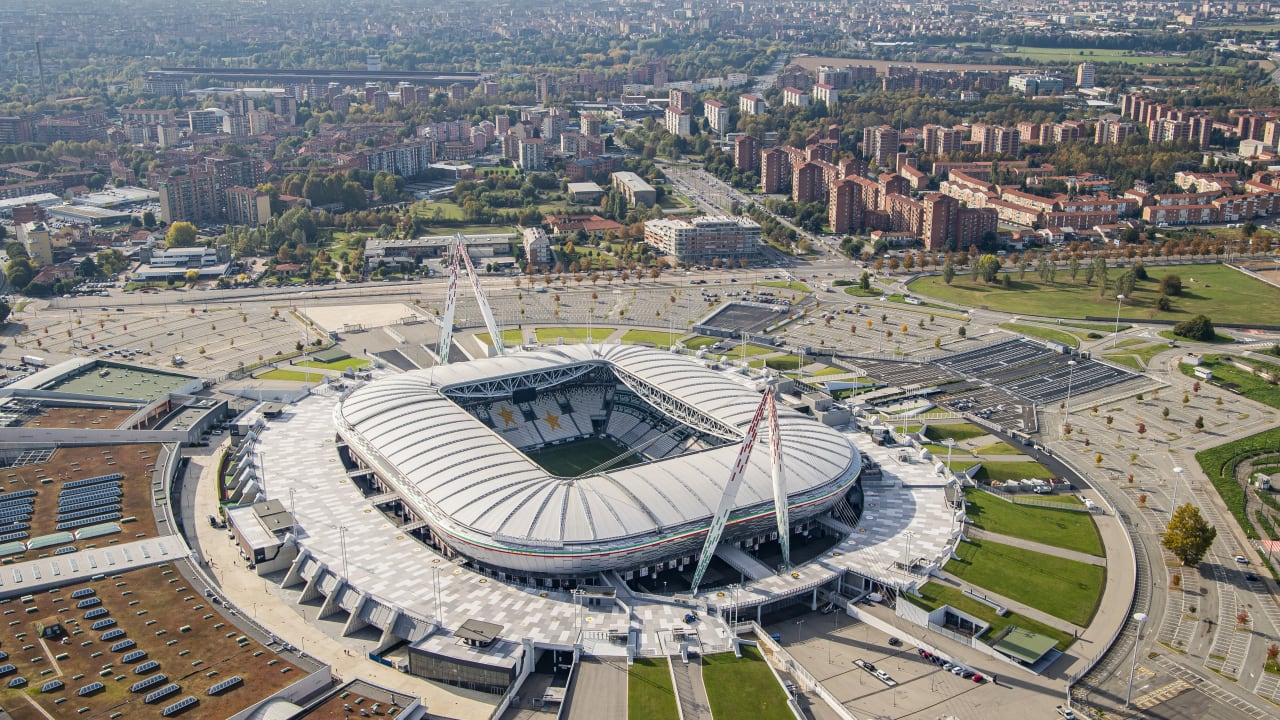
[544,411,561,431]
[497,406,515,427]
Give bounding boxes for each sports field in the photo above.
[526,436,643,476]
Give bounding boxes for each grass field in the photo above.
[1181,355,1280,409]
[1196,426,1280,541]
[526,437,642,477]
[682,336,721,349]
[1103,342,1169,370]
[974,460,1055,481]
[534,326,617,343]
[965,491,1103,556]
[1001,46,1192,65]
[622,329,681,345]
[759,280,811,292]
[999,322,1081,348]
[296,358,370,371]
[702,646,793,720]
[1158,328,1235,344]
[974,442,1022,455]
[907,583,1076,651]
[476,329,526,347]
[629,657,680,720]
[923,422,989,443]
[413,200,465,219]
[910,264,1278,325]
[947,539,1106,626]
[257,368,327,382]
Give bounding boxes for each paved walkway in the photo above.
[671,655,712,720]
[966,526,1107,567]
[563,657,626,720]
[186,445,499,720]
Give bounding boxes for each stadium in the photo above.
[334,343,862,585]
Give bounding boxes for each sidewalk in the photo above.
[187,446,497,720]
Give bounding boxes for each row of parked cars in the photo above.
[918,648,986,683]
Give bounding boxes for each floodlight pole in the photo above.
[1125,612,1148,707]
[1112,294,1125,348]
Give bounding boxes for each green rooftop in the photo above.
[42,363,196,400]
[992,626,1059,665]
[310,347,351,363]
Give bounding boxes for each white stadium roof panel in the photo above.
[336,345,859,562]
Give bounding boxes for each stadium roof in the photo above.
[336,345,858,549]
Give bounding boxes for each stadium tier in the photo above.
[335,345,861,578]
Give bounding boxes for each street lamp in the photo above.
[1112,294,1125,348]
[1125,612,1149,707]
[902,530,915,572]
[1170,466,1184,520]
[1062,359,1078,435]
[336,525,349,578]
[943,438,956,479]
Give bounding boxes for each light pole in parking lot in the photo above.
[1125,612,1148,708]
[1112,294,1125,348]
[1062,360,1077,435]
[1170,466,1184,519]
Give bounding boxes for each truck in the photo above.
[20,355,45,368]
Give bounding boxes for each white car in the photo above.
[1056,706,1076,720]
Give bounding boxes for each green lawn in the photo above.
[1103,342,1169,370]
[622,329,681,345]
[702,646,793,720]
[843,286,881,298]
[1002,46,1192,65]
[420,224,515,236]
[1060,320,1130,333]
[758,280,811,293]
[1158,329,1235,344]
[533,326,617,343]
[923,422,989,443]
[910,264,1279,325]
[906,583,1076,652]
[1103,354,1143,370]
[947,539,1106,627]
[999,322,1080,348]
[682,336,721,349]
[974,442,1021,455]
[526,437,641,477]
[731,343,780,358]
[974,460,1056,482]
[413,200,465,220]
[476,329,526,347]
[764,356,803,370]
[965,491,1103,556]
[296,358,370,371]
[257,369,327,382]
[628,657,679,720]
[1181,356,1280,410]
[1196,426,1280,541]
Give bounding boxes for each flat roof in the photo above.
[457,618,504,644]
[992,626,1059,664]
[41,362,197,400]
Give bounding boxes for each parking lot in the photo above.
[764,611,1018,720]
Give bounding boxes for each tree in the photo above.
[859,271,871,291]
[77,256,99,278]
[141,210,156,229]
[957,326,966,338]
[976,254,1001,283]
[1160,274,1183,296]
[4,257,33,290]
[1173,314,1216,342]
[184,269,200,285]
[942,262,955,285]
[166,221,198,248]
[1162,503,1217,566]
[0,299,9,325]
[1194,416,1204,431]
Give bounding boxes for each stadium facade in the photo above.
[334,344,861,583]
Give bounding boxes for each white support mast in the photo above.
[437,247,461,362]
[691,389,788,591]
[437,235,506,363]
[767,392,791,571]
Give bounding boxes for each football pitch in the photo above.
[527,437,644,477]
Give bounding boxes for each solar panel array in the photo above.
[131,673,168,693]
[70,587,95,599]
[88,614,113,627]
[8,676,26,688]
[0,663,15,676]
[110,638,136,652]
[206,675,243,695]
[62,472,122,490]
[160,694,198,715]
[77,681,105,696]
[76,597,101,609]
[133,660,160,675]
[55,513,122,531]
[100,628,124,641]
[145,683,181,704]
[41,679,63,693]
[122,650,147,663]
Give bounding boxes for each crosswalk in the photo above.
[1131,679,1192,710]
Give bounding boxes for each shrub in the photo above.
[1173,314,1215,342]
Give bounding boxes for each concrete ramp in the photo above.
[713,544,775,581]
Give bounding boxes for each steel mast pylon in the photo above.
[437,234,505,363]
